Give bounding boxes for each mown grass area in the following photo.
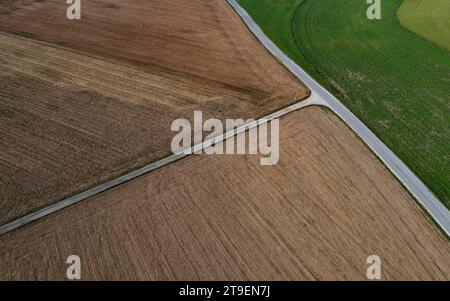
[238,0,450,208]
[397,0,450,51]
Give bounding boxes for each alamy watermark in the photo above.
[171,111,280,165]
[366,255,382,280]
[367,0,381,20]
[66,1,380,21]
[66,0,81,20]
[66,255,81,280]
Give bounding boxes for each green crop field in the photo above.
[238,0,450,208]
[397,0,450,51]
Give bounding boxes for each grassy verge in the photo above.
[238,0,450,208]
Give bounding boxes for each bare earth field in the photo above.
[0,0,305,99]
[0,0,307,225]
[0,107,448,280]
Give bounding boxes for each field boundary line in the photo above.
[0,94,324,236]
[226,0,450,236]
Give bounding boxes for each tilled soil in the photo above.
[0,0,308,224]
[0,0,306,105]
[0,107,448,280]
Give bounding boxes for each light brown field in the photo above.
[0,0,308,225]
[1,107,448,280]
[0,0,304,99]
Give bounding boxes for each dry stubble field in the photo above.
[0,107,448,280]
[0,0,308,225]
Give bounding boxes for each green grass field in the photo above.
[397,0,450,51]
[238,0,450,208]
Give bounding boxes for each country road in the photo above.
[226,0,450,236]
[0,93,325,235]
[0,0,448,238]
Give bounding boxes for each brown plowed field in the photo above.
[0,0,302,99]
[0,0,308,225]
[1,107,448,280]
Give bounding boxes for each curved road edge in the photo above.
[226,0,450,236]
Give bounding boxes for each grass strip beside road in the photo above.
[238,0,450,208]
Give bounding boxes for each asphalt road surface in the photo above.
[227,0,450,236]
[1,1,448,238]
[0,93,324,235]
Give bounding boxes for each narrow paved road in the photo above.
[1,1,448,237]
[0,92,324,235]
[227,0,450,236]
